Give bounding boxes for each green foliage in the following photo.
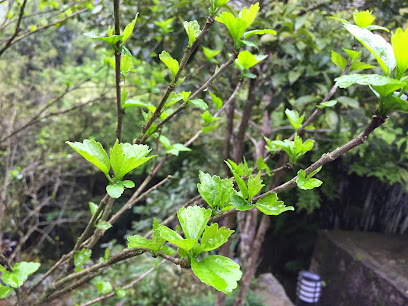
[197,171,234,211]
[353,10,375,28]
[296,168,323,190]
[74,249,92,272]
[331,51,347,69]
[285,109,304,131]
[235,51,267,77]
[191,256,241,294]
[184,21,201,47]
[391,28,408,79]
[159,51,179,82]
[200,224,234,251]
[0,262,40,291]
[95,281,113,295]
[265,135,314,164]
[122,13,139,44]
[255,193,294,215]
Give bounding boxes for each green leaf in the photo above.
[200,224,234,252]
[127,235,152,248]
[184,20,201,47]
[106,183,125,198]
[225,161,249,199]
[120,54,133,74]
[166,143,192,156]
[256,156,271,176]
[95,221,112,230]
[190,99,208,110]
[331,51,347,69]
[365,25,389,32]
[248,172,264,199]
[159,51,179,81]
[84,32,123,46]
[122,180,135,188]
[240,40,259,50]
[165,92,184,108]
[95,281,113,295]
[335,74,405,96]
[197,172,234,209]
[285,109,304,131]
[271,135,314,164]
[122,13,138,44]
[255,193,294,215]
[122,100,149,109]
[317,100,337,109]
[191,255,242,294]
[202,124,219,134]
[2,272,19,288]
[296,169,323,190]
[201,111,220,125]
[235,50,267,70]
[343,23,396,75]
[158,225,196,251]
[203,47,221,60]
[0,265,6,273]
[353,10,375,28]
[115,288,127,298]
[74,249,92,272]
[230,195,253,211]
[243,29,276,39]
[344,48,361,61]
[89,201,100,216]
[110,140,153,181]
[239,2,259,28]
[66,139,110,175]
[0,285,13,299]
[209,92,223,109]
[215,12,247,50]
[391,28,408,79]
[177,206,212,240]
[350,61,375,71]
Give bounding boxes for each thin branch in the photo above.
[210,115,386,223]
[0,0,28,57]
[80,260,166,306]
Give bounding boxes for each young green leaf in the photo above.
[106,183,125,199]
[74,249,92,272]
[189,99,208,110]
[335,74,405,96]
[255,193,294,215]
[115,288,127,298]
[200,224,234,251]
[239,2,259,27]
[95,281,113,295]
[177,206,212,240]
[256,155,271,176]
[158,225,197,251]
[225,161,249,199]
[184,20,201,47]
[89,202,98,216]
[353,10,375,28]
[0,285,13,299]
[2,272,19,288]
[248,172,264,199]
[209,92,223,109]
[235,50,267,70]
[84,32,124,46]
[296,169,323,190]
[165,92,184,108]
[166,144,192,156]
[317,100,337,109]
[95,221,112,230]
[191,255,242,294]
[349,62,375,71]
[331,51,347,69]
[243,29,276,39]
[66,139,110,175]
[197,172,234,209]
[285,109,304,131]
[391,28,408,79]
[122,13,138,44]
[342,23,396,75]
[110,140,153,181]
[230,194,253,211]
[120,54,133,75]
[344,48,361,61]
[203,47,222,61]
[159,51,179,81]
[215,12,247,50]
[201,111,220,125]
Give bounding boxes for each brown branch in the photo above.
[210,115,387,223]
[113,0,124,142]
[80,259,166,306]
[0,0,27,57]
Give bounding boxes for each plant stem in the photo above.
[114,0,124,142]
